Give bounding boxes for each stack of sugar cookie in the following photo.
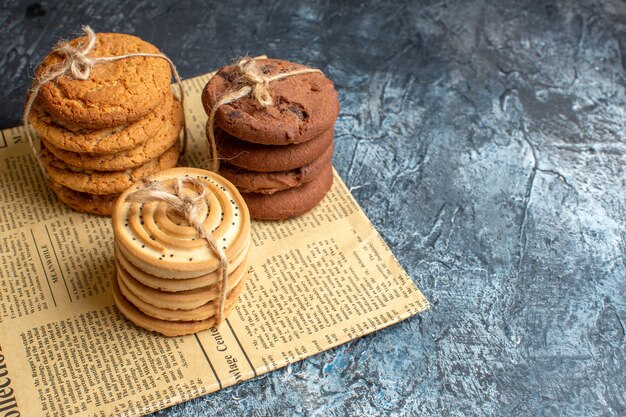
[111,167,251,337]
[27,32,183,216]
[202,58,339,220]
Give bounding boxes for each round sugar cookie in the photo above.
[41,141,181,195]
[49,180,118,216]
[117,270,249,322]
[114,238,250,292]
[112,168,250,278]
[116,255,248,310]
[29,92,177,154]
[41,97,183,171]
[214,126,334,172]
[202,58,339,145]
[35,32,172,130]
[219,142,333,194]
[112,273,242,337]
[243,163,334,220]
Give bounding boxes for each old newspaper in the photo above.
[0,68,429,417]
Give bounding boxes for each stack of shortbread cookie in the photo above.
[202,58,339,220]
[111,168,251,336]
[28,32,183,216]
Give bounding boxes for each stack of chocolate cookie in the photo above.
[27,32,183,216]
[111,168,251,337]
[202,58,339,220]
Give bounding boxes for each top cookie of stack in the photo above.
[201,58,339,220]
[28,32,183,216]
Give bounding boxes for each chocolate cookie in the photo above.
[42,97,183,171]
[202,58,339,145]
[35,32,172,130]
[41,141,181,195]
[49,180,119,216]
[219,142,333,194]
[214,126,334,172]
[29,92,177,155]
[243,163,334,220]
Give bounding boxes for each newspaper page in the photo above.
[0,66,429,417]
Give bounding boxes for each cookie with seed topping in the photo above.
[116,259,248,317]
[114,239,250,292]
[111,167,252,336]
[112,270,247,337]
[112,168,250,278]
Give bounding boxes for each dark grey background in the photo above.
[1,1,625,416]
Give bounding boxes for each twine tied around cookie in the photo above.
[22,25,188,177]
[125,177,231,325]
[206,57,323,171]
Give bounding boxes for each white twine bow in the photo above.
[125,177,230,325]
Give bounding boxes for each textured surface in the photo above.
[1,0,625,416]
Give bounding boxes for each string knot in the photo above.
[55,25,97,80]
[236,57,273,107]
[174,177,207,216]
